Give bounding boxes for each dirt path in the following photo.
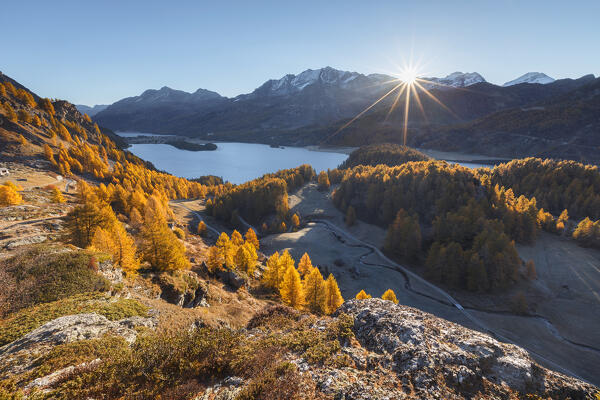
[169,200,221,236]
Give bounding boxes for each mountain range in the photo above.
[90,67,599,163]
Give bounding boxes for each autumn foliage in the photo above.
[0,182,23,206]
[261,251,343,314]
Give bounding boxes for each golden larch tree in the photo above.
[91,223,139,276]
[245,227,259,250]
[231,229,244,246]
[381,289,399,304]
[110,221,139,275]
[3,103,17,122]
[279,265,305,309]
[0,184,23,206]
[51,187,65,203]
[140,196,190,271]
[206,246,224,273]
[91,227,115,255]
[262,251,281,289]
[297,252,313,277]
[129,207,143,229]
[216,232,235,269]
[65,196,112,247]
[355,289,371,300]
[317,171,330,191]
[291,213,300,228]
[278,250,295,279]
[197,221,207,236]
[324,274,344,314]
[236,243,258,276]
[43,144,56,165]
[303,267,326,314]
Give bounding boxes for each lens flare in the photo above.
[323,61,458,146]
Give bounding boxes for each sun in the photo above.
[399,66,419,85]
[323,58,455,147]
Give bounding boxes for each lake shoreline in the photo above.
[116,131,507,170]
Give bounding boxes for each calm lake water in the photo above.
[125,141,348,184]
[118,132,492,184]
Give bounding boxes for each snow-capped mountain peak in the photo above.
[421,72,486,89]
[251,67,365,97]
[502,72,555,86]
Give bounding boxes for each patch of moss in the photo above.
[21,335,129,385]
[0,293,148,346]
[1,245,111,316]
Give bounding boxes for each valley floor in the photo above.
[247,182,600,386]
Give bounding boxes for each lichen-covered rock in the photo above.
[192,376,244,400]
[336,298,596,399]
[98,260,123,284]
[0,313,156,356]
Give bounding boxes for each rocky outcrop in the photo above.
[155,271,209,307]
[0,313,156,356]
[336,299,596,399]
[217,268,247,290]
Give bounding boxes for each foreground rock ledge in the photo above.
[334,298,596,398]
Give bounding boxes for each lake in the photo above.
[125,141,348,184]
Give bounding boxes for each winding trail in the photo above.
[171,201,221,237]
[307,218,597,385]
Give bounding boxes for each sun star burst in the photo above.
[323,60,456,146]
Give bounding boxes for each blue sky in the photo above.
[2,0,598,105]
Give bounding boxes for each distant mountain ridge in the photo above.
[92,67,496,134]
[94,67,397,133]
[93,67,599,163]
[423,71,486,88]
[503,72,555,86]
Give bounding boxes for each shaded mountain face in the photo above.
[413,76,600,163]
[311,74,596,147]
[94,67,398,135]
[94,86,228,133]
